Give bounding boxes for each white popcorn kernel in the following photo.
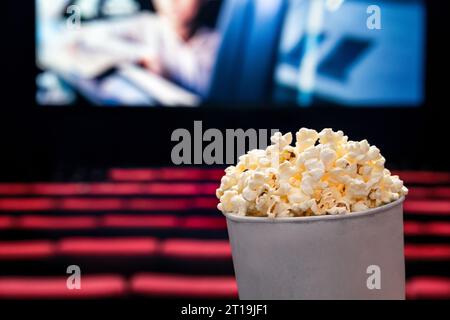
[319,128,348,146]
[351,182,370,199]
[367,146,381,161]
[304,158,325,172]
[391,192,400,201]
[335,199,351,212]
[373,157,386,168]
[346,140,369,162]
[320,147,337,170]
[258,157,271,167]
[309,168,325,181]
[389,175,405,193]
[248,172,265,189]
[369,187,382,200]
[298,199,318,215]
[255,193,269,213]
[220,175,235,191]
[277,182,291,196]
[278,162,295,180]
[352,201,369,212]
[288,189,309,204]
[224,166,236,174]
[335,157,351,169]
[242,186,258,202]
[401,186,409,195]
[219,190,238,213]
[296,128,319,152]
[231,195,248,216]
[297,146,320,166]
[327,206,348,215]
[301,175,315,196]
[271,132,293,148]
[360,140,370,154]
[272,201,291,217]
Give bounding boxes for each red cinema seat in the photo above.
[127,198,191,211]
[61,198,124,211]
[0,241,55,260]
[404,222,450,237]
[17,216,97,230]
[406,277,450,300]
[0,182,217,196]
[404,200,450,215]
[0,275,126,299]
[143,183,218,196]
[182,216,227,230]
[109,168,223,182]
[101,215,179,229]
[58,237,158,257]
[405,244,450,261]
[193,197,219,210]
[161,239,231,260]
[109,168,224,181]
[0,216,14,229]
[393,171,450,185]
[408,187,450,200]
[0,198,57,211]
[131,273,237,298]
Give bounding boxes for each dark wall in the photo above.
[1,106,448,181]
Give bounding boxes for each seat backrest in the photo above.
[206,0,288,105]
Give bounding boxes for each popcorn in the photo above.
[296,128,319,152]
[320,147,337,170]
[217,128,408,218]
[318,128,347,146]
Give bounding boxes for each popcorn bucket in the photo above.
[224,197,405,300]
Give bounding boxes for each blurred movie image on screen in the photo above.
[36,0,425,107]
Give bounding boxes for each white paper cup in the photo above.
[224,197,405,300]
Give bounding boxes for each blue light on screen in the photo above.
[275,0,426,107]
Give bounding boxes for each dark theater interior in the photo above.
[2,0,450,305]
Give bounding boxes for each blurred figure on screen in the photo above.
[142,0,219,95]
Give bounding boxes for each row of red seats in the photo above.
[0,215,226,231]
[0,182,449,199]
[0,238,231,260]
[109,168,225,182]
[0,237,449,261]
[0,183,218,196]
[0,197,218,211]
[108,168,450,185]
[0,274,449,299]
[0,274,237,299]
[2,215,450,238]
[0,197,449,215]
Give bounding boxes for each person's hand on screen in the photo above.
[140,56,166,76]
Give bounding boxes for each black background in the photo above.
[2,299,450,317]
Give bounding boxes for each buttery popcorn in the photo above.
[216,128,408,217]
